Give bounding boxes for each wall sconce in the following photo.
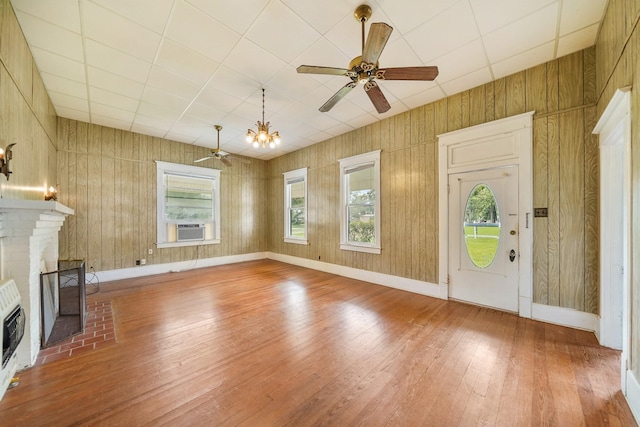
[44,186,57,201]
[0,143,16,180]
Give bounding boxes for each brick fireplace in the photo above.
[0,200,73,369]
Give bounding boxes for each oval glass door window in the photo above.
[463,184,500,268]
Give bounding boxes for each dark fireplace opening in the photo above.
[2,305,25,368]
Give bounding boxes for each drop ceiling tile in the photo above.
[185,0,269,34]
[324,98,368,122]
[90,102,136,123]
[165,0,240,62]
[440,67,493,96]
[382,80,439,101]
[281,0,354,35]
[133,113,175,130]
[137,99,184,119]
[559,0,607,36]
[55,106,90,123]
[377,0,458,34]
[204,66,259,101]
[557,24,599,57]
[82,2,162,63]
[146,66,202,100]
[483,3,558,63]
[14,12,83,61]
[87,67,145,99]
[431,39,489,84]
[131,123,170,138]
[377,37,424,68]
[246,1,321,63]
[90,113,133,131]
[29,47,85,83]
[90,86,139,112]
[348,111,379,129]
[84,39,151,83]
[155,39,219,85]
[141,86,192,113]
[11,0,80,32]
[183,105,227,124]
[89,0,174,34]
[402,85,446,109]
[491,41,555,78]
[222,38,287,84]
[268,66,322,103]
[469,0,557,35]
[48,90,88,111]
[195,86,245,114]
[405,1,480,63]
[40,72,86,99]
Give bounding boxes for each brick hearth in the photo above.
[35,300,116,366]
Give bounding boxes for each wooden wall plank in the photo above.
[533,117,549,304]
[559,51,584,110]
[583,107,599,313]
[506,71,526,116]
[546,115,560,306]
[558,110,585,310]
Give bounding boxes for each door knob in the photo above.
[509,249,516,262]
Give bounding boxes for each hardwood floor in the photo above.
[0,260,635,426]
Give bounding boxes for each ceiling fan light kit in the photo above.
[246,88,281,149]
[297,4,439,114]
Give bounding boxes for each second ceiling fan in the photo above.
[297,4,439,114]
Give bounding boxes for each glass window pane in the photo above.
[348,205,375,243]
[165,173,214,221]
[289,208,305,236]
[289,181,305,208]
[463,184,500,268]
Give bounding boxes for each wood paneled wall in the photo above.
[595,0,640,381]
[267,48,599,314]
[56,118,268,271]
[0,0,57,201]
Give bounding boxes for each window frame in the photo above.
[339,150,381,254]
[156,161,221,248]
[283,167,308,245]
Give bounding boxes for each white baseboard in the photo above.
[531,302,599,332]
[626,370,640,424]
[266,252,442,298]
[92,252,268,283]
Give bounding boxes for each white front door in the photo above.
[449,166,519,312]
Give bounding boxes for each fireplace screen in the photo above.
[40,260,86,347]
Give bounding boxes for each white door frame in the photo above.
[593,87,631,389]
[438,111,534,318]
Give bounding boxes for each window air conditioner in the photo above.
[177,224,205,242]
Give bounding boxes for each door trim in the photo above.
[438,111,534,317]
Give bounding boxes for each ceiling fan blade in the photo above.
[377,66,439,81]
[221,157,232,167]
[194,156,213,163]
[364,81,391,114]
[297,65,350,76]
[319,82,357,112]
[362,23,393,65]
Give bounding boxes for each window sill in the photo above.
[157,239,220,249]
[284,238,308,245]
[340,243,381,254]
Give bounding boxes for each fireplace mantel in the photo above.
[0,199,74,368]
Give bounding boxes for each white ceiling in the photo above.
[11,0,607,161]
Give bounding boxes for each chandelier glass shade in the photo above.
[246,88,281,149]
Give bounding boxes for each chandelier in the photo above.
[245,88,281,149]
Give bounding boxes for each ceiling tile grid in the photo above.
[10,0,606,161]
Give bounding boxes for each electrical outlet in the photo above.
[148,249,153,255]
[140,259,146,265]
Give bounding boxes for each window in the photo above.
[283,167,308,244]
[156,161,220,248]
[339,150,381,254]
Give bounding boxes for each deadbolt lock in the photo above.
[510,230,516,235]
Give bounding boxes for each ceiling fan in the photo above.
[194,125,251,166]
[297,4,439,114]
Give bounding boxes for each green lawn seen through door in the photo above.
[464,225,500,268]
